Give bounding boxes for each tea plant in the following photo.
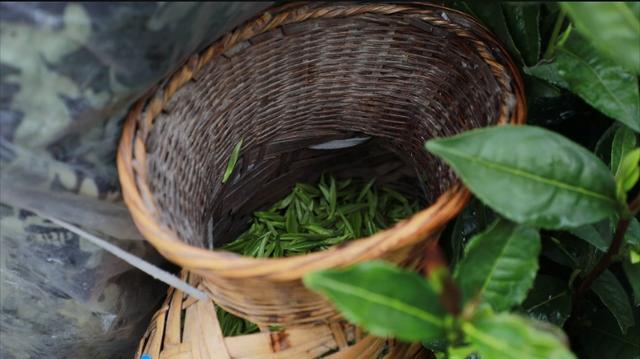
[305,3,640,358]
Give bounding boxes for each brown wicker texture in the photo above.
[135,272,431,359]
[118,2,525,326]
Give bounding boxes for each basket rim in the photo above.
[117,2,526,281]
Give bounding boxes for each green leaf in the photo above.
[625,217,640,247]
[576,300,640,359]
[503,3,541,65]
[561,2,640,74]
[525,60,566,87]
[459,2,524,64]
[454,219,540,311]
[285,206,298,233]
[544,237,581,269]
[569,221,611,252]
[425,125,620,229]
[544,235,602,275]
[526,32,640,132]
[623,168,639,193]
[422,338,449,353]
[611,126,638,175]
[303,261,447,342]
[222,139,243,183]
[216,306,258,336]
[622,260,640,306]
[595,123,619,165]
[633,2,640,18]
[423,337,449,354]
[522,274,571,326]
[329,176,337,218]
[616,148,640,192]
[463,312,575,359]
[591,270,635,334]
[448,344,478,359]
[567,217,638,257]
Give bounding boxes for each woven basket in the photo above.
[118,2,525,326]
[135,272,432,359]
[135,272,430,358]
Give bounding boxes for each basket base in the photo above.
[136,272,433,359]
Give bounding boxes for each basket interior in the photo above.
[144,10,505,248]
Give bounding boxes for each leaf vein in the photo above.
[477,227,517,300]
[463,322,513,356]
[525,291,568,312]
[314,277,444,327]
[556,47,630,118]
[438,146,616,204]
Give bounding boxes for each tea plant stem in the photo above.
[572,193,640,312]
[575,219,629,298]
[424,241,461,316]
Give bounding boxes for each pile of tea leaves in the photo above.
[217,174,420,336]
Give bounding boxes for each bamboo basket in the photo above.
[118,2,525,327]
[135,272,430,358]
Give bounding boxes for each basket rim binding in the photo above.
[117,2,526,281]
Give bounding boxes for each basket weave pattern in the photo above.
[119,2,525,326]
[136,272,430,358]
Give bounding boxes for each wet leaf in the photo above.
[503,3,541,65]
[526,32,640,132]
[222,139,243,183]
[522,274,571,326]
[591,270,635,334]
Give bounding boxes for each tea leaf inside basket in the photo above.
[222,138,243,183]
[216,306,258,337]
[217,174,420,336]
[222,175,419,257]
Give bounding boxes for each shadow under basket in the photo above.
[118,2,525,327]
[136,272,430,358]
